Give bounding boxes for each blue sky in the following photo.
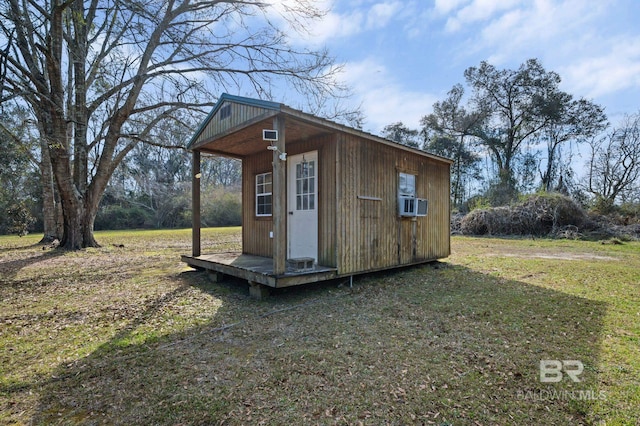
[283,0,640,135]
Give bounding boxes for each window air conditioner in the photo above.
[398,196,428,217]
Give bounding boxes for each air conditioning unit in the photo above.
[398,196,428,217]
[416,198,428,216]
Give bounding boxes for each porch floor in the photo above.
[181,252,338,288]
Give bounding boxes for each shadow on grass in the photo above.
[29,264,608,425]
[0,249,65,284]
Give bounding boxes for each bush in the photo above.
[6,202,36,236]
[462,195,491,213]
[201,188,241,227]
[95,205,152,230]
[619,202,640,224]
[460,193,588,236]
[591,196,616,215]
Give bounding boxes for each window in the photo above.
[398,172,427,217]
[295,160,315,211]
[256,172,272,216]
[399,172,416,197]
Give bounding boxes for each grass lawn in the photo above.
[1,228,638,425]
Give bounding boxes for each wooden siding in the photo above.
[241,133,337,267]
[242,153,274,257]
[194,101,275,146]
[336,135,450,275]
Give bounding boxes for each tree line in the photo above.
[381,59,640,213]
[0,106,243,235]
[3,56,639,239]
[1,0,638,243]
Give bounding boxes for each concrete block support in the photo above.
[249,281,271,300]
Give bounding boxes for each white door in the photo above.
[287,151,318,261]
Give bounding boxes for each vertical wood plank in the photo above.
[272,115,286,274]
[192,150,201,257]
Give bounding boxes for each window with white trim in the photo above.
[398,172,428,217]
[399,172,416,197]
[398,172,416,216]
[256,172,272,216]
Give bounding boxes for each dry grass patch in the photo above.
[1,229,638,425]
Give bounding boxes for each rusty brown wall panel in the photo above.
[242,153,273,257]
[336,137,451,275]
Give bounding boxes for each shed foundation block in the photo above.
[207,270,222,283]
[249,281,271,300]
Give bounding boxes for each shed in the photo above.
[181,93,451,295]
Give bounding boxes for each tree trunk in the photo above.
[542,140,559,192]
[56,189,100,249]
[39,138,63,242]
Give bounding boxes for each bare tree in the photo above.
[586,112,640,208]
[0,0,348,248]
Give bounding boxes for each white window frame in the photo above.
[256,172,272,217]
[398,172,416,197]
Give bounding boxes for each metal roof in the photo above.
[187,93,453,164]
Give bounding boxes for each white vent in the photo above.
[399,197,428,217]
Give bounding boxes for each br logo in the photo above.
[539,360,584,383]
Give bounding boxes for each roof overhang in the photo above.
[188,93,453,164]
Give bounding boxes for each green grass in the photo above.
[1,229,638,425]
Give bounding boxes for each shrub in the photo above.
[6,202,36,236]
[95,205,152,230]
[201,187,241,227]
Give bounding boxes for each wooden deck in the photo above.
[181,252,338,288]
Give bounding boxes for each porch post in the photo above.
[272,115,286,274]
[192,150,201,257]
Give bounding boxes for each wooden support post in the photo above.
[192,150,201,257]
[272,115,287,275]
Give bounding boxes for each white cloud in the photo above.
[310,9,365,42]
[443,0,522,32]
[262,0,352,46]
[433,0,469,15]
[464,0,640,102]
[341,58,437,134]
[479,0,603,61]
[289,0,407,46]
[560,36,640,99]
[431,0,640,102]
[366,1,403,29]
